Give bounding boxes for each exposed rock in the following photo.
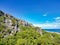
[35,27,42,36]
[20,20,32,27]
[5,18,12,28]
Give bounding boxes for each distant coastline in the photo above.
[43,29,60,34]
[43,29,60,32]
[46,31,60,34]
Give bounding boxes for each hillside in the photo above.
[0,10,60,45]
[0,10,34,37]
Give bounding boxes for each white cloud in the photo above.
[33,16,60,29]
[54,17,60,20]
[33,22,60,29]
[54,17,60,23]
[43,13,47,16]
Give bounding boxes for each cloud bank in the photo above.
[33,17,60,29]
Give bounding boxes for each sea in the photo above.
[43,29,60,33]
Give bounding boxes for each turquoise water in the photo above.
[44,29,60,33]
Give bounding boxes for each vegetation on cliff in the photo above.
[0,10,60,45]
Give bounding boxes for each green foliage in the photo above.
[0,11,60,45]
[0,25,60,45]
[11,19,16,26]
[0,16,4,22]
[0,24,6,31]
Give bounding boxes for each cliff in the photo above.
[0,10,42,38]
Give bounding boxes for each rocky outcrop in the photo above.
[0,10,33,35]
[5,18,12,27]
[35,27,42,36]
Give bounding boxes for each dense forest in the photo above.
[0,10,60,45]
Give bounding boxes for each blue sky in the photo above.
[0,0,60,29]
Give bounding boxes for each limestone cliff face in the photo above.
[0,10,34,37]
[5,19,12,27]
